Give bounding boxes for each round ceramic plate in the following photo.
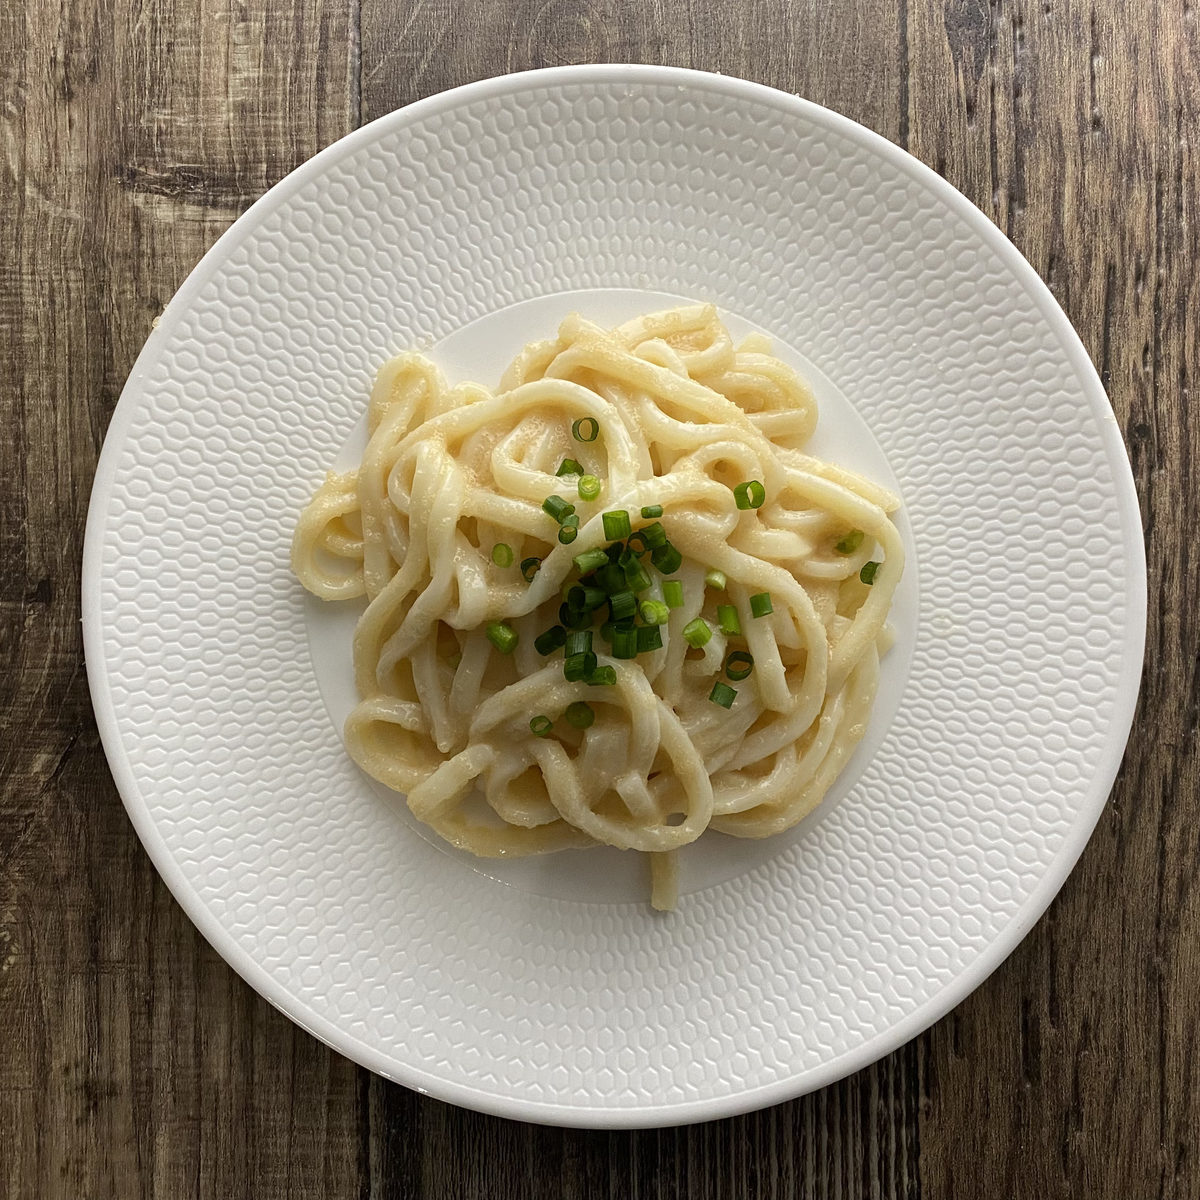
[83,65,1145,1127]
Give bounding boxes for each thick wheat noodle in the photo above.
[292,305,902,909]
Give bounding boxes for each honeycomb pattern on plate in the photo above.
[89,70,1142,1118]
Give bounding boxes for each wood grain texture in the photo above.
[0,1,1194,1196]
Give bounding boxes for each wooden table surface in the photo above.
[1,1,1195,1196]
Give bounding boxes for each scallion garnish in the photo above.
[860,561,880,584]
[627,531,651,556]
[640,522,668,550]
[683,618,712,648]
[651,543,682,574]
[534,625,567,656]
[640,600,670,625]
[835,529,864,554]
[520,556,542,582]
[572,417,599,443]
[564,651,598,681]
[611,628,638,659]
[717,604,741,635]
[565,701,595,729]
[573,548,609,575]
[568,585,607,611]
[663,580,684,608]
[705,568,726,590]
[725,651,754,681]
[491,543,514,568]
[733,480,766,510]
[624,559,653,593]
[486,621,519,654]
[578,474,601,501]
[603,510,632,540]
[750,592,773,618]
[565,629,593,657]
[709,681,737,708]
[559,602,592,631]
[586,666,617,686]
[595,562,625,593]
[609,590,636,621]
[543,494,575,522]
[557,518,579,545]
[530,715,554,736]
[637,624,663,653]
[640,504,663,518]
[556,458,584,477]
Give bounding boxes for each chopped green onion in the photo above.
[565,629,593,657]
[520,556,541,583]
[557,519,579,545]
[640,504,663,519]
[663,580,684,609]
[640,600,670,625]
[530,715,553,736]
[733,480,766,510]
[750,592,774,618]
[563,651,598,681]
[595,562,625,593]
[572,417,599,442]
[491,543,514,568]
[860,561,881,585]
[559,602,592,631]
[683,618,712,648]
[568,585,607,611]
[534,625,567,656]
[709,681,737,708]
[556,458,584,477]
[637,624,663,653]
[609,590,636,621]
[725,651,754,681]
[486,621,519,654]
[611,628,638,659]
[651,543,682,574]
[578,475,601,501]
[627,531,651,556]
[835,529,864,554]
[573,548,609,575]
[565,701,595,729]
[603,510,632,540]
[605,542,624,562]
[543,494,575,522]
[586,666,617,686]
[624,559,653,593]
[640,521,668,550]
[717,604,741,635]
[705,568,727,590]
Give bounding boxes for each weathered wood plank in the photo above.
[0,0,361,1196]
[908,3,1199,1198]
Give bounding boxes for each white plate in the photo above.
[83,65,1145,1128]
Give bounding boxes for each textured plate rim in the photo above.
[82,63,1147,1128]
